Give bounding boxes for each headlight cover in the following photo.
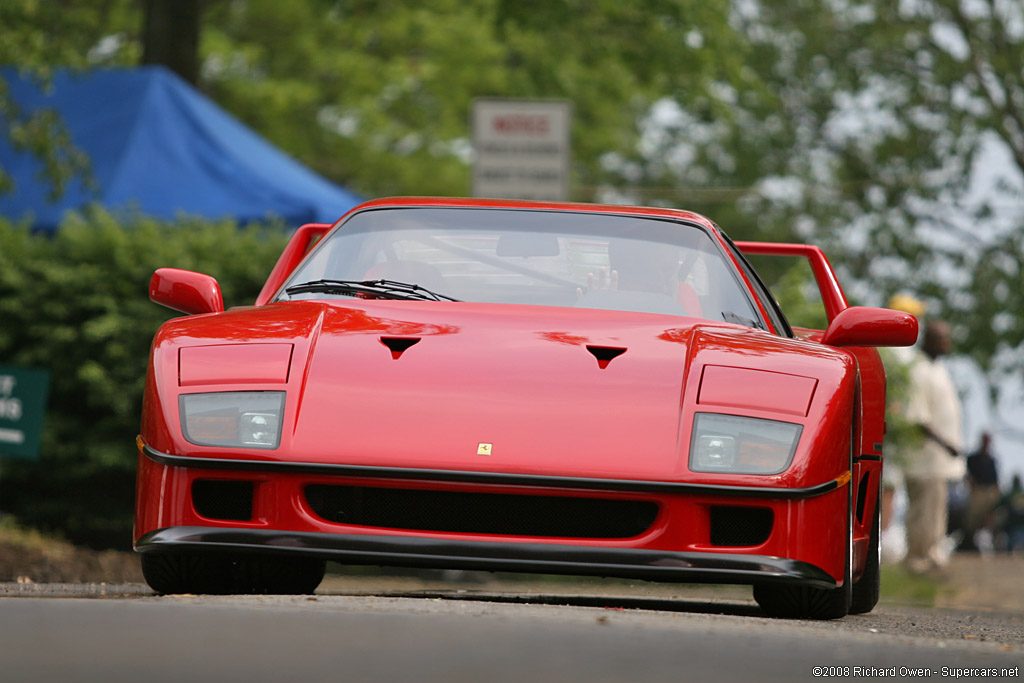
[180,391,285,449]
[689,413,802,475]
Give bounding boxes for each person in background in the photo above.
[997,474,1024,553]
[902,319,965,575]
[961,432,1001,552]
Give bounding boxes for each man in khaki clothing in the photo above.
[902,319,964,574]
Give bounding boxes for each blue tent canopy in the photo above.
[0,66,363,232]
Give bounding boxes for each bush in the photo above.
[0,209,290,549]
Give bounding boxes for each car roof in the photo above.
[349,196,721,233]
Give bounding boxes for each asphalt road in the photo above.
[1,579,1021,682]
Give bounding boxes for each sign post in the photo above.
[472,99,572,201]
[0,365,50,461]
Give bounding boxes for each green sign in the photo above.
[0,364,50,460]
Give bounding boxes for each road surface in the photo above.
[1,574,1020,682]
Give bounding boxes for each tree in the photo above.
[5,1,1023,369]
[0,0,138,200]
[755,0,1024,378]
[0,0,207,201]
[141,0,203,85]
[620,1,1024,376]
[196,0,751,199]
[1,0,751,211]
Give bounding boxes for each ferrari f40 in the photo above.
[134,197,917,619]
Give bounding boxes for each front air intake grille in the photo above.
[192,479,254,521]
[305,485,658,539]
[709,506,773,546]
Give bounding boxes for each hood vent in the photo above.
[380,336,421,359]
[586,345,627,369]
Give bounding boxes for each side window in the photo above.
[722,238,794,337]
[749,257,828,332]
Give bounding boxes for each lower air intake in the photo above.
[192,480,254,521]
[709,506,773,546]
[305,485,658,539]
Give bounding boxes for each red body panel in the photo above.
[137,298,856,581]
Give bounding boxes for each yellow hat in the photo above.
[888,293,926,317]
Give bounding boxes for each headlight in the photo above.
[689,413,801,475]
[180,392,285,449]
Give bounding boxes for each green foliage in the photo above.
[3,1,1024,379]
[198,0,746,199]
[0,0,138,196]
[0,212,288,549]
[746,258,829,332]
[1,0,750,208]
[700,0,1024,374]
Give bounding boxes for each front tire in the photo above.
[753,578,851,620]
[141,552,326,595]
[753,512,852,619]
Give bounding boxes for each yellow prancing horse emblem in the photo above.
[477,442,493,456]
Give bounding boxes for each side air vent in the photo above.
[380,336,421,359]
[586,345,627,369]
[856,472,871,524]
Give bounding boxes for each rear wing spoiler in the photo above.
[736,241,917,348]
[735,241,848,324]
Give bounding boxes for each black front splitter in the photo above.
[136,526,836,590]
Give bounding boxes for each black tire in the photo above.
[753,578,851,620]
[228,554,326,595]
[141,552,325,595]
[753,503,852,620]
[141,552,236,594]
[753,510,852,619]
[850,481,881,614]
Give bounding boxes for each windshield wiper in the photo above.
[722,311,765,330]
[283,278,459,302]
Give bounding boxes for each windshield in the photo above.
[277,207,763,327]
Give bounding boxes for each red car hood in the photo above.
[164,300,840,480]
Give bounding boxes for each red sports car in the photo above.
[134,197,916,618]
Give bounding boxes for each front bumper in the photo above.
[136,525,838,589]
[134,440,850,588]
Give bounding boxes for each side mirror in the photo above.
[820,306,918,348]
[149,268,224,315]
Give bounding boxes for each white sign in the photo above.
[0,428,24,445]
[472,99,571,201]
